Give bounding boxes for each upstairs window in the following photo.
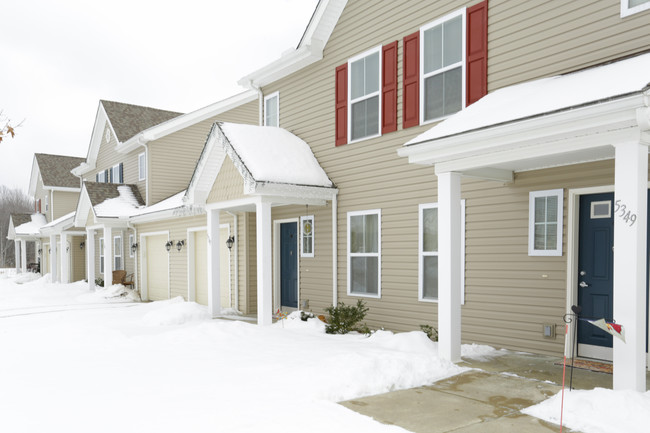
[349,47,381,142]
[111,163,123,184]
[96,171,106,183]
[621,0,650,16]
[138,153,146,181]
[528,189,563,256]
[421,10,465,123]
[264,92,279,127]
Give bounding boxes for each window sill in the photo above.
[419,297,439,303]
[347,291,381,299]
[347,132,382,146]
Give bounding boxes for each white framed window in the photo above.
[111,164,122,184]
[347,209,381,298]
[45,195,49,212]
[420,9,465,124]
[264,92,279,127]
[419,202,466,303]
[621,0,650,16]
[129,234,135,258]
[528,189,563,256]
[138,152,146,181]
[348,46,381,142]
[99,237,104,274]
[300,215,314,258]
[96,170,106,183]
[114,235,122,270]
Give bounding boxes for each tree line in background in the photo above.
[0,186,34,268]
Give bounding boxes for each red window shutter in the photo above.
[382,41,398,134]
[402,31,420,129]
[335,63,348,146]
[466,0,488,106]
[38,199,41,213]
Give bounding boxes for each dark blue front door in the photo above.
[577,193,615,348]
[578,192,650,353]
[280,222,298,308]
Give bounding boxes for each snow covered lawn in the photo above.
[0,273,465,433]
[2,272,649,433]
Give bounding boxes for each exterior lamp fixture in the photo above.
[165,240,174,252]
[176,240,185,252]
[66,246,70,253]
[80,241,85,250]
[226,235,235,251]
[131,243,138,255]
[38,248,42,256]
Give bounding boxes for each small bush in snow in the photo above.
[300,311,315,321]
[324,300,370,335]
[95,277,104,287]
[420,324,438,341]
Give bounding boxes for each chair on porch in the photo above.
[112,270,134,288]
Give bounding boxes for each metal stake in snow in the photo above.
[560,323,568,433]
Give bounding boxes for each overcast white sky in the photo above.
[1,0,319,193]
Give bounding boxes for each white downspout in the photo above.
[332,194,338,306]
[226,211,239,310]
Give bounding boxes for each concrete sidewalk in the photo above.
[340,351,649,432]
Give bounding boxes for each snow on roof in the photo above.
[219,122,332,187]
[406,52,650,146]
[94,185,145,218]
[41,211,75,230]
[130,190,185,217]
[14,214,48,236]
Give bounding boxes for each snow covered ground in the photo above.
[1,270,648,433]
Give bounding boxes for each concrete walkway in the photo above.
[341,352,650,432]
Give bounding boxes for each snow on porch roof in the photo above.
[405,52,650,146]
[218,122,333,188]
[14,213,48,236]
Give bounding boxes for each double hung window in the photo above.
[349,47,381,142]
[528,189,563,256]
[300,215,314,258]
[99,238,104,274]
[421,10,465,123]
[114,235,122,271]
[138,153,146,181]
[264,92,279,127]
[348,210,381,297]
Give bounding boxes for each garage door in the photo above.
[194,228,231,308]
[146,234,169,301]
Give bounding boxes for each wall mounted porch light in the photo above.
[226,235,235,251]
[80,241,85,250]
[131,243,138,255]
[176,240,185,252]
[38,248,42,256]
[165,240,174,252]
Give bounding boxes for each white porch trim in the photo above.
[207,209,221,318]
[60,232,69,284]
[256,198,273,325]
[612,141,648,391]
[87,229,95,291]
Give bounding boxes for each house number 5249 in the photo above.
[614,199,637,226]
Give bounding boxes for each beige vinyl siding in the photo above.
[51,191,80,220]
[488,0,650,91]
[88,122,145,200]
[148,100,258,205]
[251,0,650,355]
[206,157,246,203]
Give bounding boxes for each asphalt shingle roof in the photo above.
[35,154,86,189]
[10,214,32,227]
[101,100,183,143]
[84,182,145,207]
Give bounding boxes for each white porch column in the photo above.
[437,171,462,363]
[14,241,20,273]
[87,230,95,291]
[207,208,221,318]
[104,227,113,286]
[20,240,27,273]
[256,199,273,326]
[613,141,648,392]
[60,232,69,284]
[50,234,58,283]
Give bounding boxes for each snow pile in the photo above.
[79,283,141,302]
[220,307,243,316]
[13,272,41,284]
[461,343,509,361]
[523,388,650,433]
[141,297,211,325]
